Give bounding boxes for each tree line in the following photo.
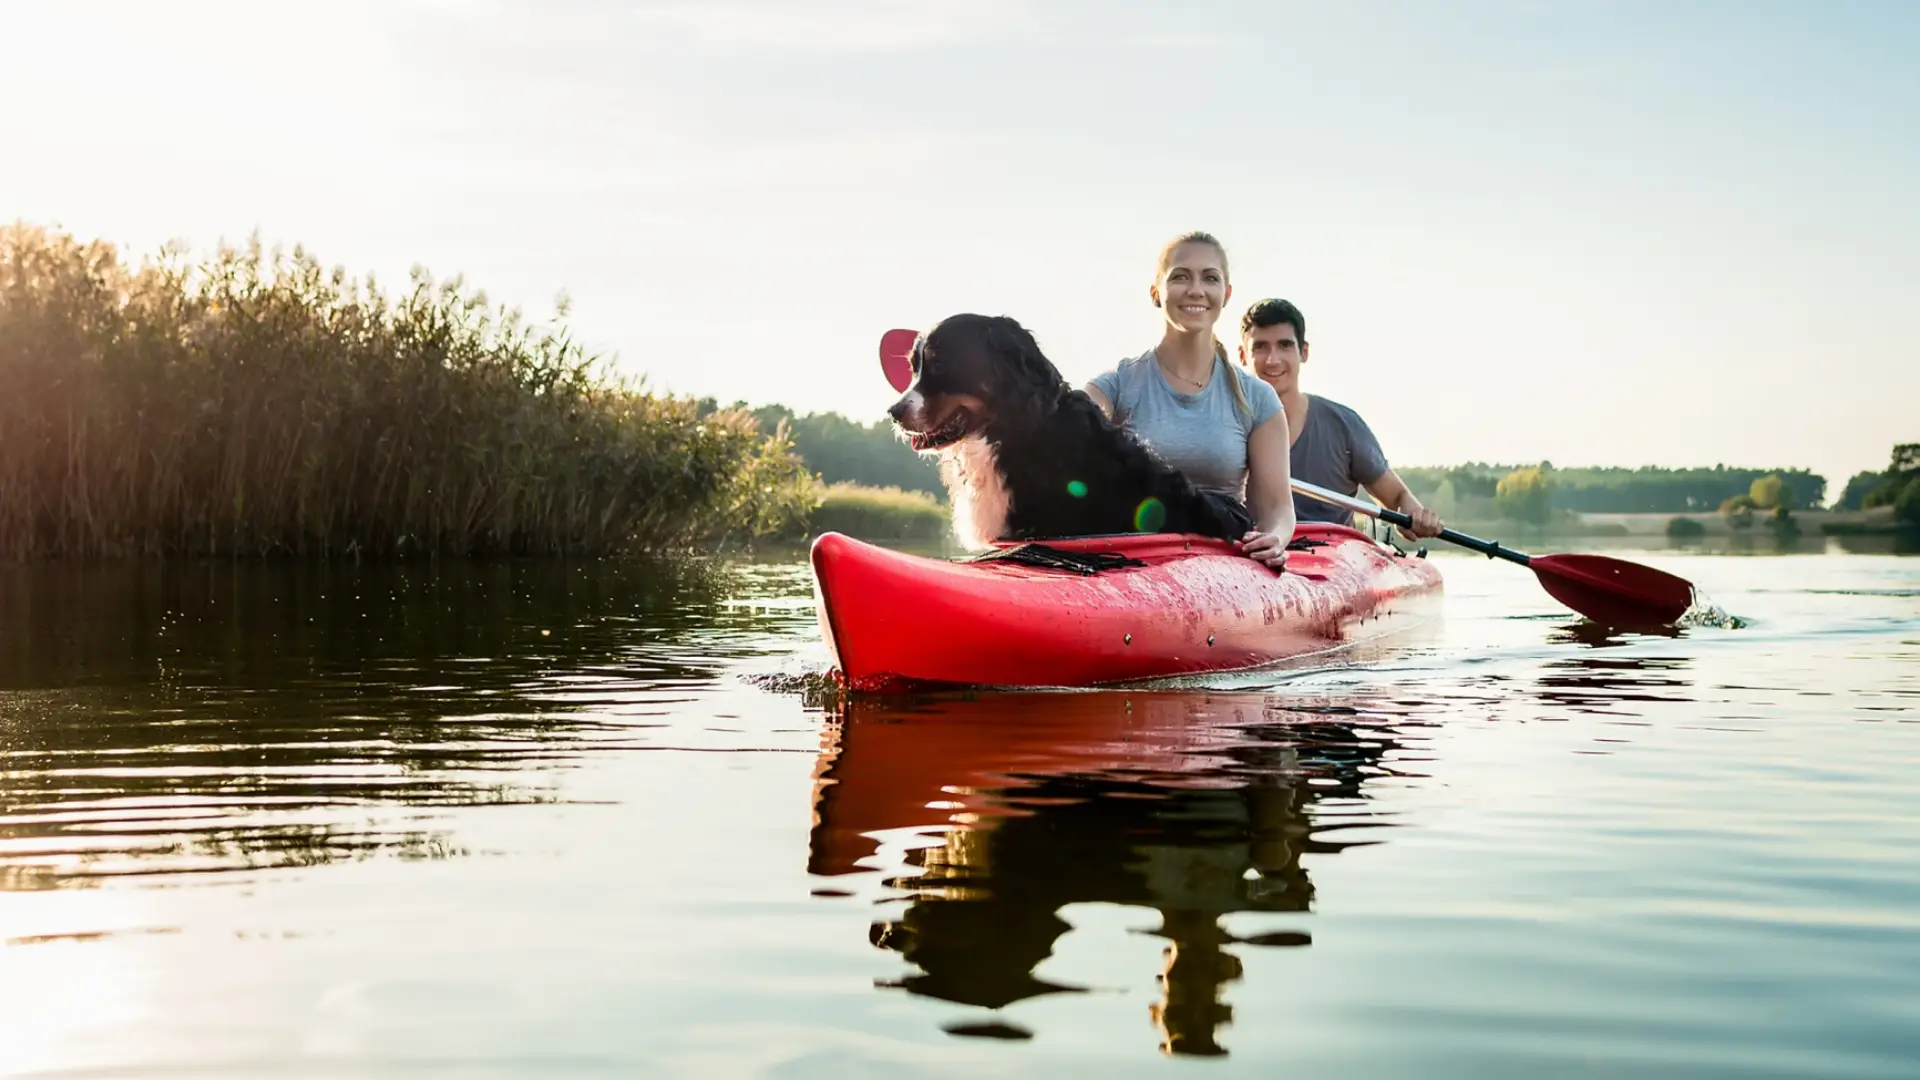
[1835,444,1920,511]
[1835,444,1920,525]
[696,400,946,501]
[1395,463,1828,515]
[703,399,1919,528]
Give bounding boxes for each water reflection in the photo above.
[1534,654,1695,716]
[808,690,1426,1057]
[0,557,806,889]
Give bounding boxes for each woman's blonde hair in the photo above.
[1155,230,1251,421]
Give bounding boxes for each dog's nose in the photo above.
[887,398,911,422]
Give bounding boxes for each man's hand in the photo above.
[1398,504,1444,540]
[1364,470,1445,543]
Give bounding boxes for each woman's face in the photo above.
[1154,242,1231,334]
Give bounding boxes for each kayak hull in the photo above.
[809,524,1444,691]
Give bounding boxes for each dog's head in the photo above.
[887,313,1065,452]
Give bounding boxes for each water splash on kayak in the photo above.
[742,665,847,709]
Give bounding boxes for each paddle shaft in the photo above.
[1291,479,1534,567]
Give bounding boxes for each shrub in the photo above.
[1749,474,1789,510]
[1495,465,1553,524]
[1666,516,1706,539]
[0,223,810,560]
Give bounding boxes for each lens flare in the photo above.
[1133,498,1166,532]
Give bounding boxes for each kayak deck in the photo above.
[810,524,1444,692]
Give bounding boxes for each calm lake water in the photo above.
[2,537,1916,1078]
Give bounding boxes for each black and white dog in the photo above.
[887,313,1249,548]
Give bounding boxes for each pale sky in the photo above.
[4,0,1914,491]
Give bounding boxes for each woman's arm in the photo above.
[1239,411,1296,569]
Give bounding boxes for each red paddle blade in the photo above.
[1529,553,1696,628]
[879,328,917,392]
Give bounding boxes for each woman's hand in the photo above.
[1243,410,1295,572]
[1239,529,1289,571]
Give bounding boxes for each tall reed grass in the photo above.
[0,224,814,561]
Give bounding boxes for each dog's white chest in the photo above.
[941,437,1011,549]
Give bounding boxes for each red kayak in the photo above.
[809,523,1444,692]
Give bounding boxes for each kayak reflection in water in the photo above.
[807,690,1411,1057]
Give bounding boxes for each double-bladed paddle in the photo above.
[1291,478,1697,628]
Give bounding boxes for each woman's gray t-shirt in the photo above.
[1088,350,1282,498]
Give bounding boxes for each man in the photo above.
[1238,298,1444,540]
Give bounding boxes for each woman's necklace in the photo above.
[1155,348,1213,391]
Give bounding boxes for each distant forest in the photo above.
[698,400,944,499]
[703,398,1914,519]
[1395,464,1827,514]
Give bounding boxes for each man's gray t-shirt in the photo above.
[1088,350,1282,498]
[1290,395,1390,524]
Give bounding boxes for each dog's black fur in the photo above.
[887,313,1249,545]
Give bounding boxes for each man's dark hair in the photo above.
[1240,298,1306,343]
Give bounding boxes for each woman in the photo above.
[1083,232,1296,569]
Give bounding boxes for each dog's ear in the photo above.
[983,316,1067,407]
[981,316,1033,360]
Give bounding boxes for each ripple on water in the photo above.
[0,557,816,887]
[0,551,1915,1076]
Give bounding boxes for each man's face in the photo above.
[1240,322,1307,393]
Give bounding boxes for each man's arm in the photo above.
[1363,469,1444,539]
[1341,405,1442,540]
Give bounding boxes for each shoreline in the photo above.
[1538,506,1908,538]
